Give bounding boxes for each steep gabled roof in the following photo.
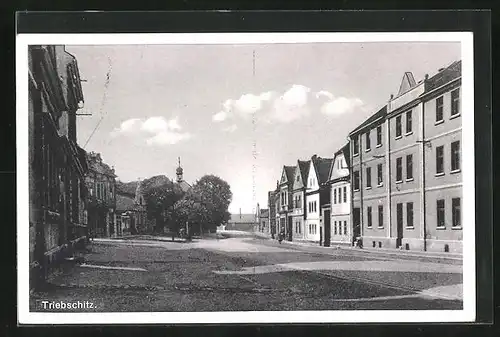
[349,105,387,136]
[328,143,350,180]
[424,60,461,92]
[297,160,310,183]
[397,72,417,96]
[311,156,334,185]
[284,165,296,183]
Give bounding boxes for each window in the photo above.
[396,157,403,182]
[437,199,445,228]
[377,163,383,186]
[343,221,347,235]
[406,110,412,134]
[378,205,383,228]
[366,167,372,188]
[353,136,359,156]
[367,206,372,227]
[343,186,347,203]
[365,131,371,151]
[406,154,413,180]
[334,189,337,204]
[353,171,360,191]
[338,188,342,203]
[334,221,337,235]
[451,89,460,117]
[397,203,403,229]
[314,201,317,212]
[376,125,382,146]
[436,96,444,122]
[451,141,460,172]
[406,202,414,227]
[436,145,444,175]
[452,198,461,227]
[296,174,300,182]
[395,115,402,138]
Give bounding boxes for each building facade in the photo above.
[348,60,462,253]
[28,45,88,289]
[305,155,333,245]
[327,144,352,245]
[85,152,117,238]
[256,203,269,233]
[290,160,310,240]
[268,189,278,238]
[277,166,296,241]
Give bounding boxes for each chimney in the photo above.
[425,74,429,80]
[390,94,394,100]
[438,67,445,72]
[312,154,318,160]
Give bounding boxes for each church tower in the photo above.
[176,157,183,183]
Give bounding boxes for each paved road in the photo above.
[31,234,463,312]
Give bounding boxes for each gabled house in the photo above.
[277,165,296,241]
[290,160,310,240]
[305,155,333,245]
[327,144,352,245]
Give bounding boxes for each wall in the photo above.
[305,193,320,241]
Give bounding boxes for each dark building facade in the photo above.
[28,45,88,290]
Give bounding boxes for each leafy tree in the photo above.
[142,176,185,234]
[189,175,232,233]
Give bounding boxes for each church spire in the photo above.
[176,156,183,183]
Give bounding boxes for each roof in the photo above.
[229,213,257,224]
[177,180,191,192]
[86,152,116,177]
[116,193,136,212]
[397,72,417,96]
[297,160,310,183]
[284,165,296,183]
[349,105,387,136]
[311,156,334,184]
[424,60,461,92]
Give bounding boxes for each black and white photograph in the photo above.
[17,31,476,324]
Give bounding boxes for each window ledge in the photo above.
[377,226,384,229]
[353,153,359,157]
[406,178,414,182]
[354,189,360,192]
[435,120,444,126]
[450,169,461,174]
[377,183,384,187]
[405,131,414,136]
[395,180,403,184]
[405,226,415,230]
[452,226,462,230]
[435,172,445,177]
[366,187,372,190]
[365,148,371,152]
[395,135,402,140]
[450,113,461,120]
[436,226,446,230]
[376,144,382,148]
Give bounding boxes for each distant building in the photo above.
[349,60,462,253]
[291,160,310,240]
[175,157,192,192]
[256,203,269,232]
[115,192,135,236]
[85,152,117,238]
[268,189,278,237]
[226,211,258,232]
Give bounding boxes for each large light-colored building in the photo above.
[305,155,333,244]
[348,60,462,253]
[327,144,352,245]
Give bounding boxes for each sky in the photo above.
[65,42,460,214]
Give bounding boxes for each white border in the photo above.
[17,32,475,325]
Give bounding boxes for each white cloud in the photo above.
[321,97,365,116]
[146,131,192,146]
[111,116,191,146]
[315,90,334,100]
[233,91,273,115]
[212,110,229,122]
[223,124,238,133]
[279,85,310,108]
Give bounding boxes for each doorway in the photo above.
[323,209,331,247]
[353,207,361,243]
[396,203,403,248]
[287,216,293,241]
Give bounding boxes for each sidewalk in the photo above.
[253,232,462,262]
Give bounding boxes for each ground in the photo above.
[30,232,463,312]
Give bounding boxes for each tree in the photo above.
[190,175,232,233]
[142,176,185,234]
